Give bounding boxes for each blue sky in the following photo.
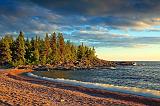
[0,0,160,61]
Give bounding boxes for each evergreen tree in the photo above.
[25,38,32,64]
[0,31,97,67]
[64,40,73,62]
[0,37,12,65]
[57,33,65,63]
[40,53,46,65]
[39,38,46,65]
[11,40,17,65]
[50,32,57,52]
[4,35,13,45]
[70,44,77,62]
[77,43,85,61]
[45,33,51,64]
[55,46,61,64]
[16,31,26,65]
[33,36,40,65]
[50,32,60,64]
[90,47,96,60]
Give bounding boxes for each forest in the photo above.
[0,31,96,67]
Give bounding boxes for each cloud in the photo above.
[62,26,160,48]
[40,1,160,28]
[0,0,160,49]
[28,0,160,16]
[145,27,160,32]
[1,0,160,32]
[0,0,64,36]
[132,44,149,48]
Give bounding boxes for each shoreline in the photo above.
[0,69,160,106]
[14,61,136,71]
[26,72,160,99]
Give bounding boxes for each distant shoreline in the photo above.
[0,69,159,106]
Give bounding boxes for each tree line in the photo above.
[0,31,96,67]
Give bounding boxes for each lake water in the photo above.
[28,61,160,98]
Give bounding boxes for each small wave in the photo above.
[27,72,160,99]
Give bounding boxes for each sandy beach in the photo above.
[0,69,160,106]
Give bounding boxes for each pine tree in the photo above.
[0,32,97,67]
[16,31,26,65]
[0,37,12,65]
[50,32,57,52]
[25,38,32,64]
[39,38,46,65]
[49,32,61,64]
[77,43,85,61]
[10,40,17,65]
[45,33,51,64]
[57,33,65,63]
[55,47,61,64]
[4,35,13,45]
[90,47,96,60]
[70,44,77,62]
[33,36,40,65]
[41,53,46,65]
[64,40,73,63]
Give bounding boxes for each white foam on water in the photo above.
[27,72,160,99]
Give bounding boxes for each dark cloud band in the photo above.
[0,0,160,48]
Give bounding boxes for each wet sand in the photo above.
[0,69,160,106]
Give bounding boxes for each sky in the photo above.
[0,0,160,61]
